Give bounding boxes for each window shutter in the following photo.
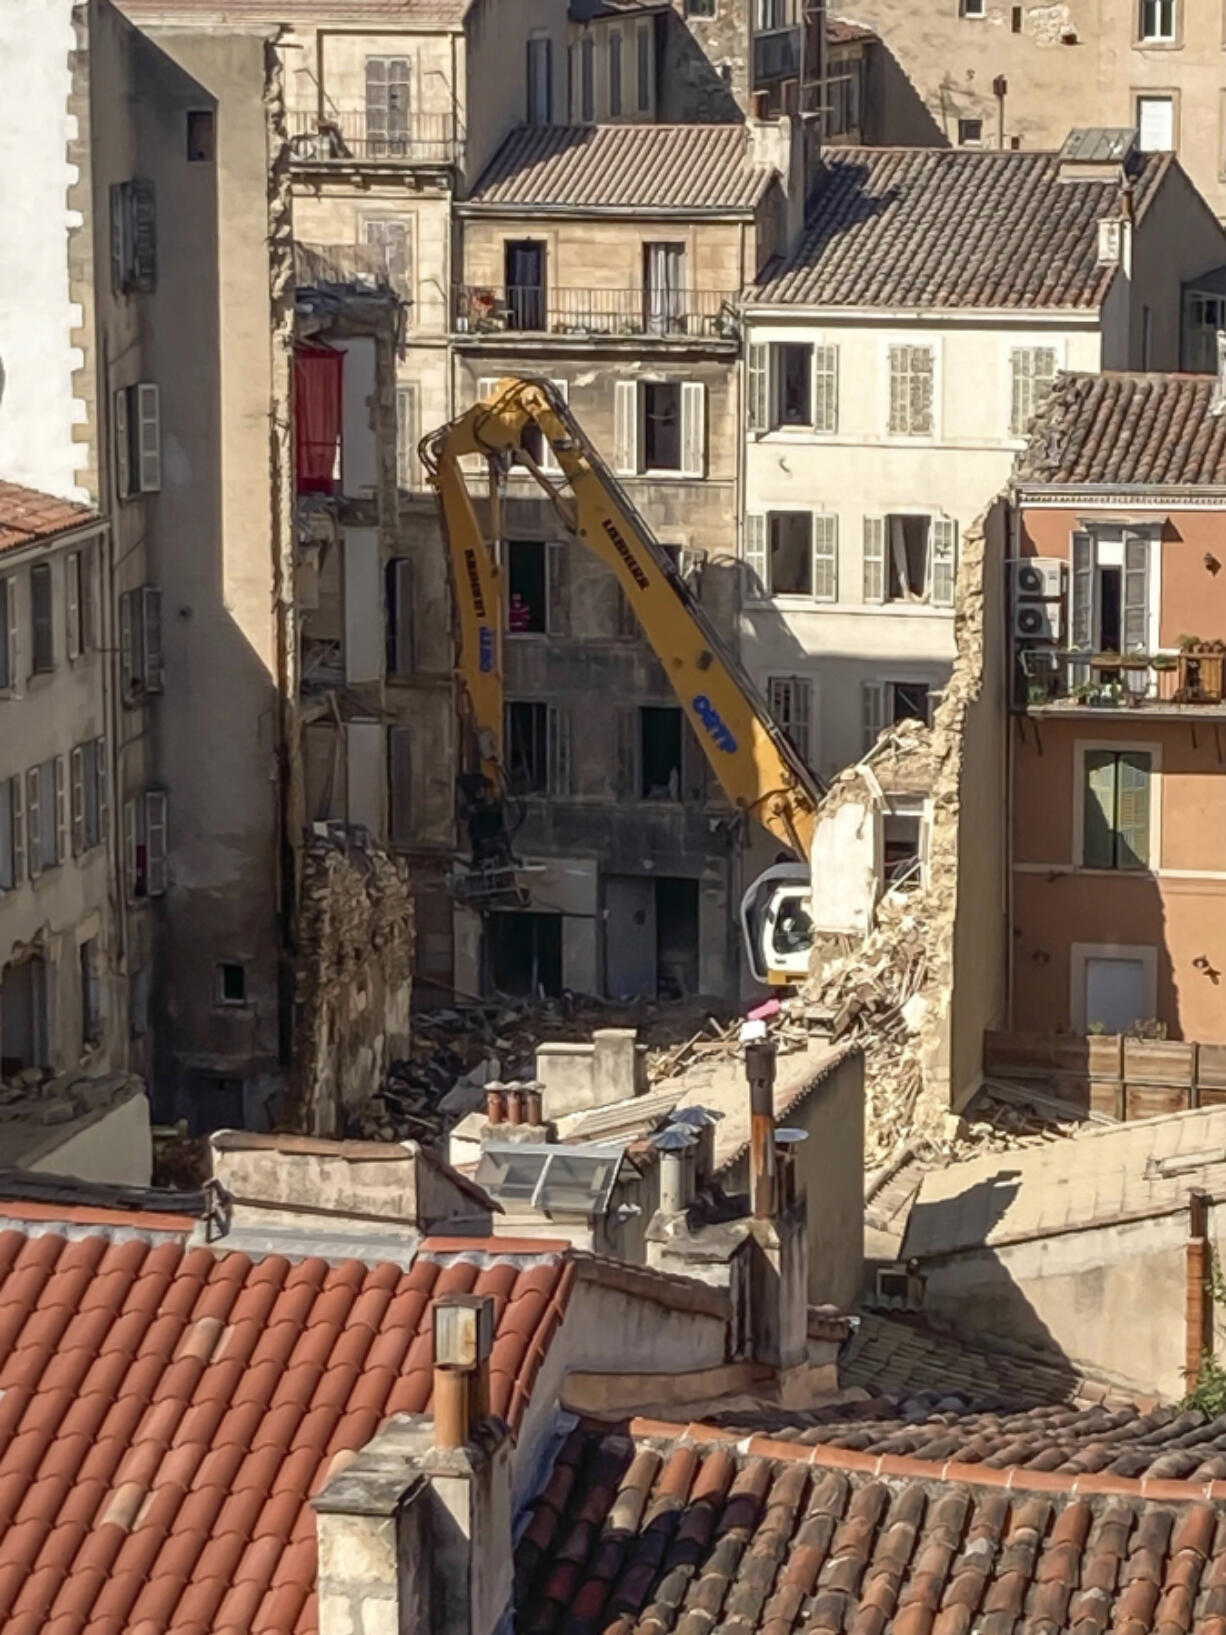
[366,56,389,143]
[119,590,135,698]
[0,781,11,892]
[3,577,16,691]
[96,737,109,842]
[1117,752,1151,870]
[547,541,569,637]
[744,513,768,595]
[930,518,957,607]
[110,182,129,291]
[813,514,838,602]
[614,380,638,475]
[54,756,66,866]
[541,379,568,476]
[114,387,131,499]
[1009,350,1028,438]
[1071,530,1094,650]
[124,798,139,901]
[142,586,164,692]
[680,382,705,478]
[145,791,168,896]
[747,343,770,432]
[26,768,41,879]
[388,725,413,846]
[71,747,85,857]
[1082,749,1116,868]
[813,345,838,433]
[861,682,885,753]
[616,706,638,798]
[913,349,934,434]
[11,776,23,886]
[863,516,886,603]
[1123,531,1149,652]
[548,706,571,796]
[66,552,81,661]
[130,178,157,292]
[135,384,161,493]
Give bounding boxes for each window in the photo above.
[636,23,652,112]
[1183,292,1225,372]
[767,676,813,762]
[957,118,983,146]
[580,34,596,122]
[745,512,837,600]
[70,737,107,855]
[0,776,22,891]
[862,681,932,751]
[396,385,417,488]
[26,757,65,878]
[65,549,84,661]
[187,110,215,162]
[386,557,414,676]
[756,0,789,27]
[114,382,162,498]
[124,790,168,901]
[366,57,411,156]
[504,241,546,330]
[217,962,247,1005]
[1010,347,1057,435]
[644,383,681,470]
[363,218,410,298]
[388,725,413,846]
[1137,94,1174,151]
[119,585,164,701]
[1083,749,1152,870]
[863,515,956,605]
[505,702,569,795]
[883,799,924,884]
[0,577,14,690]
[1139,0,1176,40]
[614,379,705,476]
[770,512,814,595]
[29,564,53,675]
[960,0,985,13]
[747,342,838,432]
[640,707,683,799]
[888,346,935,435]
[508,542,548,635]
[81,939,102,1047]
[687,0,716,14]
[110,179,156,294]
[828,60,862,135]
[644,243,687,335]
[0,956,49,1073]
[1070,528,1151,653]
[527,37,552,124]
[608,31,623,115]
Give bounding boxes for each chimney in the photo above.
[1187,1190,1212,1390]
[741,1028,809,1387]
[747,114,817,252]
[653,1124,698,1214]
[313,1290,513,1635]
[743,1026,778,1220]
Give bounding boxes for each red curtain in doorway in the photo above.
[295,343,343,493]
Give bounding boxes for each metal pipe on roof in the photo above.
[745,1034,778,1221]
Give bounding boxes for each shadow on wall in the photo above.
[657,13,743,124]
[869,42,946,147]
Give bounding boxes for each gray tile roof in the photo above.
[120,0,469,22]
[1017,369,1226,488]
[750,146,1169,310]
[465,124,775,212]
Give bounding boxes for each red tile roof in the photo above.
[516,1422,1226,1635]
[827,16,875,43]
[0,1228,572,1635]
[0,481,98,555]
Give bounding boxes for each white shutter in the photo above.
[813,345,838,433]
[862,682,885,752]
[477,376,499,405]
[114,387,130,500]
[145,791,168,896]
[96,737,109,843]
[1071,530,1094,650]
[930,518,957,608]
[3,576,16,692]
[863,517,886,603]
[747,343,770,432]
[71,747,85,857]
[66,553,82,662]
[614,380,639,475]
[54,756,66,866]
[813,514,838,602]
[744,513,768,597]
[11,776,24,885]
[1123,531,1150,651]
[542,379,568,476]
[26,768,41,879]
[124,798,138,901]
[136,383,161,493]
[142,586,164,692]
[680,382,705,478]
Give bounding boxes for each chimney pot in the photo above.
[432,1293,495,1451]
[506,1089,525,1126]
[525,1086,543,1125]
[751,89,769,119]
[433,1362,470,1450]
[744,1034,779,1221]
[486,1087,506,1125]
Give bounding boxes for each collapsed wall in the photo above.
[289,832,414,1136]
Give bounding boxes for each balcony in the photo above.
[288,110,461,167]
[294,241,393,293]
[453,285,739,342]
[1016,644,1226,715]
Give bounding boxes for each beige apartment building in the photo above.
[851,0,1226,220]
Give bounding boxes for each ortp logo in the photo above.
[692,694,737,753]
[478,626,495,673]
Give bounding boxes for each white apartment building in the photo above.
[739,135,1226,787]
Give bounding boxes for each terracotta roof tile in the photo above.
[0,1230,569,1633]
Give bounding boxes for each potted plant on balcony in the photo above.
[1177,635,1226,703]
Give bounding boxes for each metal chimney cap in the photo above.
[671,1104,724,1128]
[652,1125,700,1151]
[774,1127,809,1146]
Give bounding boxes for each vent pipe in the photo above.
[743,1026,778,1221]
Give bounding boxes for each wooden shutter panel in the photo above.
[142,586,164,692]
[66,553,81,661]
[130,178,157,292]
[366,56,388,143]
[614,380,638,475]
[813,514,837,602]
[616,707,638,798]
[54,756,66,866]
[1082,749,1117,868]
[114,387,130,500]
[1071,530,1094,650]
[1117,751,1151,870]
[547,542,569,636]
[930,518,957,607]
[863,517,886,603]
[124,798,139,900]
[71,747,86,857]
[747,343,770,432]
[861,683,884,753]
[3,576,16,692]
[136,384,161,493]
[0,780,11,892]
[119,590,135,697]
[680,382,705,477]
[145,791,168,896]
[744,513,768,596]
[1123,532,1149,652]
[388,726,413,846]
[813,344,838,432]
[96,737,109,842]
[110,182,128,291]
[26,768,41,879]
[11,775,24,885]
[548,706,571,796]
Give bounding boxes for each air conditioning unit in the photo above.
[1013,557,1065,601]
[1014,600,1063,642]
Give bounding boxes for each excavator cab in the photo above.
[740,864,814,986]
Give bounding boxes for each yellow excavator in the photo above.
[420,376,822,984]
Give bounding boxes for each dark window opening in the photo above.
[218,961,247,1006]
[1098,565,1122,651]
[508,542,547,634]
[641,706,682,799]
[644,382,681,470]
[769,512,813,595]
[507,701,549,793]
[886,515,930,602]
[386,557,414,677]
[581,33,596,121]
[656,878,700,1000]
[488,911,562,996]
[527,37,552,124]
[187,1073,246,1135]
[777,343,812,425]
[891,681,930,724]
[883,812,922,884]
[504,240,546,330]
[187,110,215,162]
[1,957,48,1076]
[957,118,983,146]
[80,939,102,1046]
[30,564,53,674]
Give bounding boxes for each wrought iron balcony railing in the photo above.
[453,284,739,340]
[1016,645,1226,712]
[289,109,461,165]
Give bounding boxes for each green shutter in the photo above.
[1083,750,1117,868]
[1116,751,1152,870]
